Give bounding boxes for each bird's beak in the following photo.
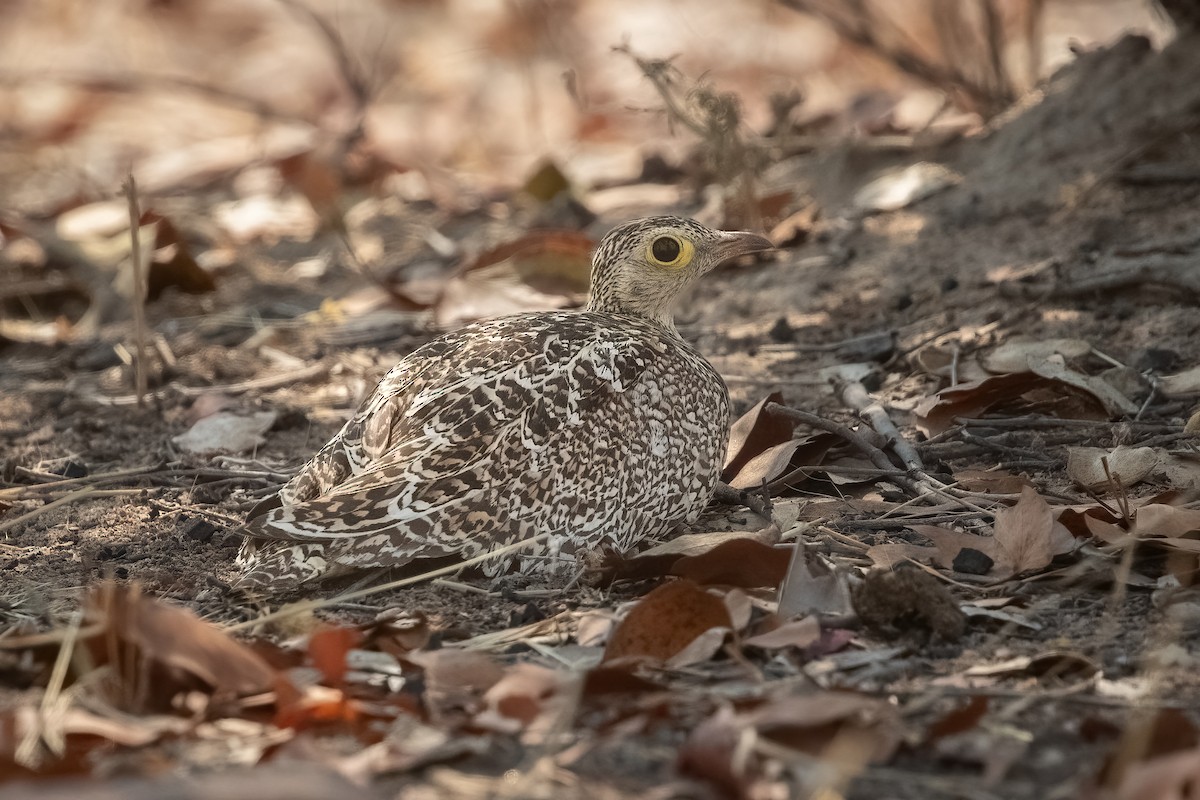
[711,230,776,267]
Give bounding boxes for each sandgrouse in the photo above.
[236,216,773,588]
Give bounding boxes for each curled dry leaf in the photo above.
[980,338,1092,374]
[1133,504,1200,538]
[777,545,854,619]
[913,367,1134,436]
[962,650,1099,683]
[602,580,732,667]
[1161,365,1200,399]
[722,391,794,482]
[728,434,837,490]
[1066,446,1160,490]
[611,525,780,582]
[83,582,278,711]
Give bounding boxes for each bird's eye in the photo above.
[646,234,693,268]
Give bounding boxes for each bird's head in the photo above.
[585,216,774,328]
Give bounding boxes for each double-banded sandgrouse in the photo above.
[236,216,772,588]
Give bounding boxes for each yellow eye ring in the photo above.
[645,235,694,269]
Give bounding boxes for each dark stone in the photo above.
[767,316,795,343]
[940,276,959,292]
[952,547,994,575]
[50,460,88,479]
[181,518,219,543]
[1132,347,1179,373]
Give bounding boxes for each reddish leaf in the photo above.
[308,626,362,686]
[603,580,732,665]
[671,538,791,588]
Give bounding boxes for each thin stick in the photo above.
[122,175,149,408]
[225,532,551,632]
[0,488,145,537]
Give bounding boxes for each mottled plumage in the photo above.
[236,216,772,588]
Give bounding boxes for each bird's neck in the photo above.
[585,294,680,334]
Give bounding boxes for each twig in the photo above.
[0,488,146,538]
[122,175,149,408]
[226,532,551,632]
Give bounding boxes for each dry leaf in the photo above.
[1134,504,1200,538]
[981,338,1091,374]
[992,486,1059,574]
[603,580,732,665]
[1066,446,1160,490]
[742,616,821,650]
[913,369,1128,436]
[671,538,791,588]
[85,583,278,711]
[722,392,794,481]
[434,230,593,325]
[777,546,854,618]
[1161,365,1200,398]
[172,410,278,455]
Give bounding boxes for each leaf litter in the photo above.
[3,4,1200,798]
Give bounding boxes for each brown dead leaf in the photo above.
[1067,446,1160,490]
[476,663,565,739]
[925,696,989,742]
[741,616,821,650]
[913,370,1123,436]
[611,526,781,582]
[1107,746,1200,800]
[140,211,216,300]
[732,433,839,490]
[671,537,791,588]
[85,583,278,711]
[603,580,732,666]
[722,392,794,482]
[751,691,903,762]
[1134,504,1200,538]
[980,338,1092,374]
[992,486,1060,574]
[308,626,362,686]
[953,469,1037,494]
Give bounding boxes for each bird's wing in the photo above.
[244,314,667,545]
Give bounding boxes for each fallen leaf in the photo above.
[777,545,854,618]
[84,583,278,711]
[952,469,1037,495]
[1067,446,1160,490]
[671,538,791,588]
[913,369,1129,436]
[742,616,821,650]
[992,486,1059,574]
[602,580,732,665]
[1133,504,1200,538]
[308,626,362,686]
[172,410,277,455]
[1161,365,1200,398]
[852,162,960,213]
[722,392,794,482]
[433,230,593,325]
[981,338,1092,374]
[612,526,781,581]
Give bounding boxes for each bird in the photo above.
[235,216,774,589]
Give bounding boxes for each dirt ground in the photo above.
[2,5,1200,799]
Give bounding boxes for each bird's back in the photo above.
[239,310,729,583]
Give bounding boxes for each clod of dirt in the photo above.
[852,566,967,642]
